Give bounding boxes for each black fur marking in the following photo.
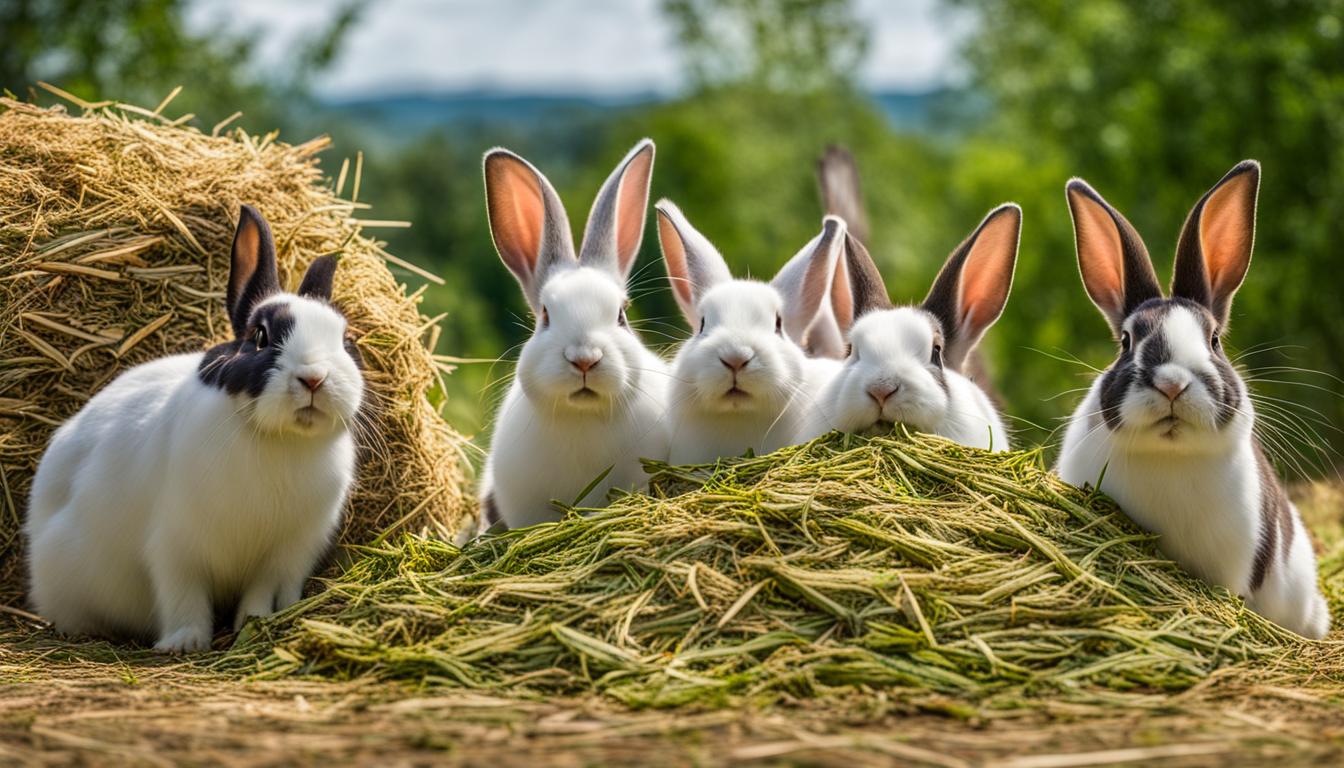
[919,313,952,395]
[1249,441,1293,593]
[298,255,339,301]
[1139,330,1170,372]
[198,303,295,396]
[1097,358,1135,430]
[843,232,891,318]
[482,492,500,527]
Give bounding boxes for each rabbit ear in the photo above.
[655,200,732,327]
[1066,178,1162,334]
[772,215,847,349]
[227,205,281,338]
[842,230,891,320]
[816,145,869,245]
[922,204,1021,372]
[579,139,655,282]
[484,148,576,311]
[1171,160,1259,326]
[297,255,338,301]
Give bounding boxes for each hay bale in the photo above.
[224,433,1305,708]
[0,96,475,605]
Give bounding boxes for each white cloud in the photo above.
[188,0,965,95]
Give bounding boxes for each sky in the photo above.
[189,0,969,97]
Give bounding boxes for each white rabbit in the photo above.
[655,202,846,465]
[26,206,364,652]
[798,205,1020,450]
[1056,161,1329,639]
[479,140,670,530]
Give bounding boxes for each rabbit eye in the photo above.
[775,313,783,336]
[846,343,856,361]
[1210,333,1221,350]
[930,343,943,368]
[540,306,550,329]
[254,326,269,349]
[1120,331,1132,353]
[698,317,705,335]
[618,306,628,328]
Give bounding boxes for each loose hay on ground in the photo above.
[224,432,1334,709]
[0,94,475,605]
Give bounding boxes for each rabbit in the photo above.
[655,202,847,465]
[811,146,1002,399]
[1055,161,1329,639]
[26,206,365,652]
[479,139,670,530]
[797,204,1020,450]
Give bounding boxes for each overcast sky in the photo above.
[189,0,969,96]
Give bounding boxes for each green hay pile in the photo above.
[224,432,1306,708]
[0,93,475,604]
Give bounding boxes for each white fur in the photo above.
[1058,306,1329,638]
[667,282,837,464]
[481,267,669,528]
[798,308,1007,450]
[27,294,362,651]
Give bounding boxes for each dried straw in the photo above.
[223,432,1329,709]
[0,94,475,605]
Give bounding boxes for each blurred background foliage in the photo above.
[3,0,1341,475]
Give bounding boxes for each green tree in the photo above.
[663,0,868,91]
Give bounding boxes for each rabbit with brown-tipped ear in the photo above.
[478,140,670,531]
[1056,161,1329,639]
[797,204,1020,450]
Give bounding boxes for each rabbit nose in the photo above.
[1155,379,1189,402]
[867,382,899,408]
[719,352,754,373]
[568,352,602,374]
[298,375,326,393]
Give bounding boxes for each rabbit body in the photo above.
[1056,162,1328,638]
[479,141,669,529]
[28,208,363,651]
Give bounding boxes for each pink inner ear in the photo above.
[1070,190,1127,317]
[486,157,546,279]
[657,212,695,313]
[614,147,654,273]
[959,210,1018,332]
[231,217,261,299]
[1200,172,1256,299]
[830,252,853,331]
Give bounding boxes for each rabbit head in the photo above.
[1065,161,1260,453]
[824,204,1020,436]
[197,206,364,437]
[484,140,658,414]
[656,203,845,417]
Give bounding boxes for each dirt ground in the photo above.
[1,618,1342,768]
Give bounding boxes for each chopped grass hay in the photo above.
[0,95,474,604]
[224,432,1314,709]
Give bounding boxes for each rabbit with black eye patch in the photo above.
[26,206,364,652]
[797,205,1020,450]
[1056,161,1329,639]
[656,203,847,465]
[478,140,669,531]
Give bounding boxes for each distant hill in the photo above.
[320,88,941,139]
